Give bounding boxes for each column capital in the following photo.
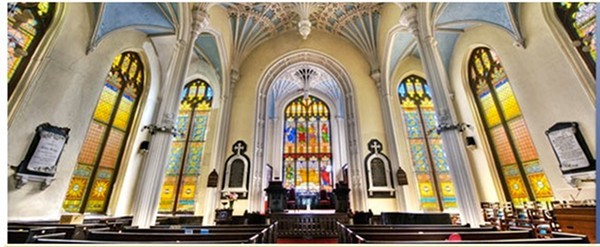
[399,4,419,36]
[191,4,210,36]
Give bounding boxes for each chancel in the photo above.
[6,2,597,244]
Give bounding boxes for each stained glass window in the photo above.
[158,79,213,214]
[398,75,457,212]
[63,52,144,213]
[555,2,596,76]
[468,47,554,206]
[8,2,55,98]
[283,96,333,193]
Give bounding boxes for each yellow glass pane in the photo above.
[113,94,134,130]
[527,173,554,199]
[495,79,521,120]
[481,91,501,127]
[77,121,106,165]
[93,84,119,123]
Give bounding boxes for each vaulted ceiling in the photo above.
[87,2,525,85]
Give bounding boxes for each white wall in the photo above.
[448,3,596,203]
[7,3,163,220]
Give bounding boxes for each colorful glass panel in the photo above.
[62,52,144,213]
[398,75,457,212]
[555,3,596,74]
[282,96,333,193]
[158,79,212,214]
[8,3,55,98]
[469,47,553,206]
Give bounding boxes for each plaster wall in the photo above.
[226,29,391,210]
[389,56,450,211]
[7,3,163,220]
[448,3,596,203]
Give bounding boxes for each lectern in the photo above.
[333,181,351,213]
[265,181,287,213]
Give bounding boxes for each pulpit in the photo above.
[333,182,351,213]
[265,181,287,213]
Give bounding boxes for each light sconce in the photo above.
[465,136,476,150]
[431,122,471,134]
[142,124,182,137]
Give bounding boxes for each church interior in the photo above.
[6,2,598,244]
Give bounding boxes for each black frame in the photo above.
[545,122,595,175]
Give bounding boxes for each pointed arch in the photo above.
[63,51,146,213]
[158,78,214,214]
[397,74,457,212]
[553,3,596,77]
[467,47,554,206]
[8,2,56,98]
[282,96,334,193]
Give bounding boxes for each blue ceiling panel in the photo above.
[95,3,176,45]
[436,3,513,34]
[435,32,459,71]
[196,34,222,78]
[389,32,416,75]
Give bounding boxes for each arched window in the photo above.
[63,52,145,213]
[8,2,55,98]
[468,47,554,206]
[398,75,457,212]
[554,2,596,76]
[283,96,333,194]
[158,79,213,214]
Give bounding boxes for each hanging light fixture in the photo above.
[293,3,317,40]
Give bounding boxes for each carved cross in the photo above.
[370,141,382,153]
[234,142,244,154]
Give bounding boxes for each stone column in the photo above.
[371,71,408,211]
[131,4,209,228]
[400,4,482,226]
[202,69,238,225]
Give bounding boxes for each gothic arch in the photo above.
[540,2,595,103]
[250,49,367,212]
[8,3,67,127]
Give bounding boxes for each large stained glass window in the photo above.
[398,75,457,212]
[8,2,55,98]
[555,2,596,76]
[283,96,333,193]
[63,52,145,213]
[469,47,554,206]
[158,79,213,214]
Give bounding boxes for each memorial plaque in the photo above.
[14,123,70,189]
[545,122,595,174]
[228,160,244,188]
[371,158,387,187]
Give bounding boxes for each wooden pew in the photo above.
[8,226,73,243]
[355,230,533,241]
[85,222,278,243]
[87,231,259,242]
[348,225,495,233]
[366,237,589,244]
[9,223,112,240]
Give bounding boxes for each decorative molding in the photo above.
[222,140,251,198]
[364,139,395,197]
